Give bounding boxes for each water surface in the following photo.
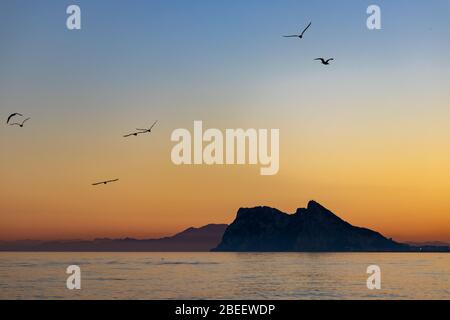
[0,252,448,299]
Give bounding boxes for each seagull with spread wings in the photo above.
[314,58,334,65]
[283,22,312,39]
[92,179,119,186]
[123,120,158,137]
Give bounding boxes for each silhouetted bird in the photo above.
[314,58,334,65]
[283,22,311,39]
[6,113,23,124]
[92,179,119,186]
[9,117,31,128]
[136,120,158,134]
[124,120,158,137]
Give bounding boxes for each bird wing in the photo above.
[7,113,22,124]
[106,179,119,183]
[301,22,312,36]
[149,120,158,130]
[283,35,298,37]
[326,58,334,63]
[314,58,324,62]
[9,122,20,126]
[123,133,135,137]
[22,117,31,125]
[92,182,103,186]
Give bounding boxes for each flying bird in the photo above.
[6,113,23,124]
[283,22,312,39]
[123,120,158,137]
[314,58,334,65]
[136,120,158,134]
[9,117,31,127]
[92,179,119,186]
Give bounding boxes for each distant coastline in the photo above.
[0,202,449,253]
[0,224,228,252]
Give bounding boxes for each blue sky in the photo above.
[1,0,448,132]
[2,0,449,112]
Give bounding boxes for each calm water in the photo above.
[0,252,448,300]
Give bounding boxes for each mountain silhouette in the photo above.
[1,204,448,252]
[0,224,228,252]
[213,201,411,252]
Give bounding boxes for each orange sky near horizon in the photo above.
[1,97,450,242]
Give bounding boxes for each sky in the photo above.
[1,0,450,242]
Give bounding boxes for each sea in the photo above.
[0,252,448,300]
